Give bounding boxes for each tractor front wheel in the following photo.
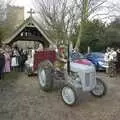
[90,78,107,97]
[61,83,79,106]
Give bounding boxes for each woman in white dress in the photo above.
[11,47,20,71]
[104,47,111,74]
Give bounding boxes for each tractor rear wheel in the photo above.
[38,60,54,91]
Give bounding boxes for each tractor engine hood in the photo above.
[69,59,95,73]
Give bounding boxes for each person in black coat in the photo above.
[0,48,5,80]
[18,49,28,72]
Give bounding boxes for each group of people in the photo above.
[0,44,28,80]
[104,47,120,77]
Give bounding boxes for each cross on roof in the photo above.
[27,8,35,17]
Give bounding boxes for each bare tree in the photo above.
[105,1,120,20]
[33,0,110,48]
[0,0,14,22]
[32,0,81,45]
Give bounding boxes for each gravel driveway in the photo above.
[0,72,120,120]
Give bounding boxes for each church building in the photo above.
[3,9,54,49]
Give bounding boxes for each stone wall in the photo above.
[6,5,24,31]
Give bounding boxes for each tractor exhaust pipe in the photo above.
[67,38,70,75]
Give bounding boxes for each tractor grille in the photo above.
[91,72,96,82]
[85,73,90,87]
[85,72,95,87]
